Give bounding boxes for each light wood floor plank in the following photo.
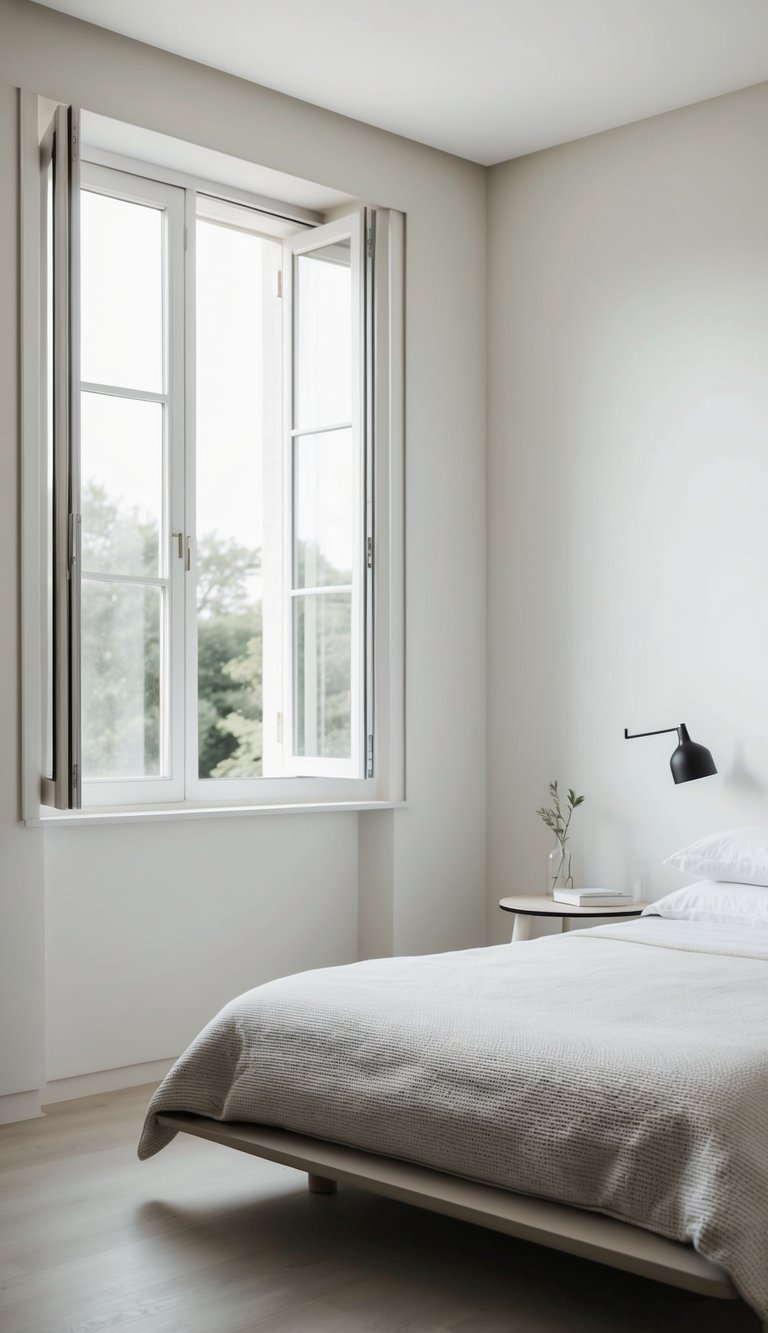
[0,1084,760,1333]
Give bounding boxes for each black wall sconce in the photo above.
[624,723,717,784]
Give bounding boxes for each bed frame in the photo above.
[157,1112,737,1303]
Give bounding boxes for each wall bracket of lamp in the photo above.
[624,723,717,784]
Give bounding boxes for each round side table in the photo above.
[499,895,647,942]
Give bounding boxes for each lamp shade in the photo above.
[670,725,717,784]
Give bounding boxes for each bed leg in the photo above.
[308,1173,337,1195]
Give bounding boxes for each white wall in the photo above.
[44,816,358,1078]
[487,83,768,940]
[0,0,486,1104]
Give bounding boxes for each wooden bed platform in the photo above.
[157,1112,737,1303]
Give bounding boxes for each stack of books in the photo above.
[553,888,634,907]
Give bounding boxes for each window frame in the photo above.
[34,100,81,812]
[282,212,366,782]
[20,93,405,822]
[78,162,187,808]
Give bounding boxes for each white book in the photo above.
[553,888,634,907]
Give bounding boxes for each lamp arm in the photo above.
[624,726,682,740]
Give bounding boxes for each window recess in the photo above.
[21,96,404,815]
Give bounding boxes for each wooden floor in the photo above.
[0,1085,759,1333]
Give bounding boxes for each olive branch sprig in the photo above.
[536,780,585,852]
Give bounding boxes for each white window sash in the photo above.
[280,210,367,781]
[77,163,186,808]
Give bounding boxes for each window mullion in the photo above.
[260,231,286,779]
[364,206,375,779]
[161,183,188,802]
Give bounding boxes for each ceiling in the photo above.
[31,0,768,165]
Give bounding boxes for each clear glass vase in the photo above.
[546,844,573,896]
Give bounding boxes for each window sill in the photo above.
[29,799,405,828]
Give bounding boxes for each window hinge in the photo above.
[70,118,78,161]
[366,536,373,570]
[185,536,192,572]
[72,763,79,791]
[366,223,375,259]
[275,268,283,299]
[366,734,374,778]
[276,711,283,744]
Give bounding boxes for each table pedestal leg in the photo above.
[512,914,533,942]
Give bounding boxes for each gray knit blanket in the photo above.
[139,919,768,1321]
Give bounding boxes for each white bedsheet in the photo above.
[139,918,768,1320]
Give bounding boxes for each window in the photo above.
[78,168,184,806]
[21,97,404,815]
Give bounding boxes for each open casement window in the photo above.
[37,103,81,810]
[186,205,369,801]
[282,213,367,780]
[23,97,399,814]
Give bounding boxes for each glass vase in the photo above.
[546,844,573,896]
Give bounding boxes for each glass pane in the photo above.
[80,189,163,393]
[195,217,281,780]
[294,238,351,430]
[293,593,351,759]
[81,582,162,779]
[295,429,354,588]
[81,392,162,577]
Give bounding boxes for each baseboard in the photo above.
[43,1057,176,1105]
[0,1089,42,1125]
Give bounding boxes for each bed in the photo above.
[138,917,768,1325]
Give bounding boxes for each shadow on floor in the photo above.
[131,1171,759,1333]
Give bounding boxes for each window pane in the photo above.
[195,217,281,780]
[295,429,354,588]
[81,392,162,577]
[81,582,162,779]
[80,190,163,393]
[294,238,351,430]
[293,592,351,758]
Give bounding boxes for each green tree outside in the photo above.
[79,483,352,783]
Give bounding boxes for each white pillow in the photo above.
[664,827,768,888]
[642,880,768,926]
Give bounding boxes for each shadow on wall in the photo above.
[724,742,765,796]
